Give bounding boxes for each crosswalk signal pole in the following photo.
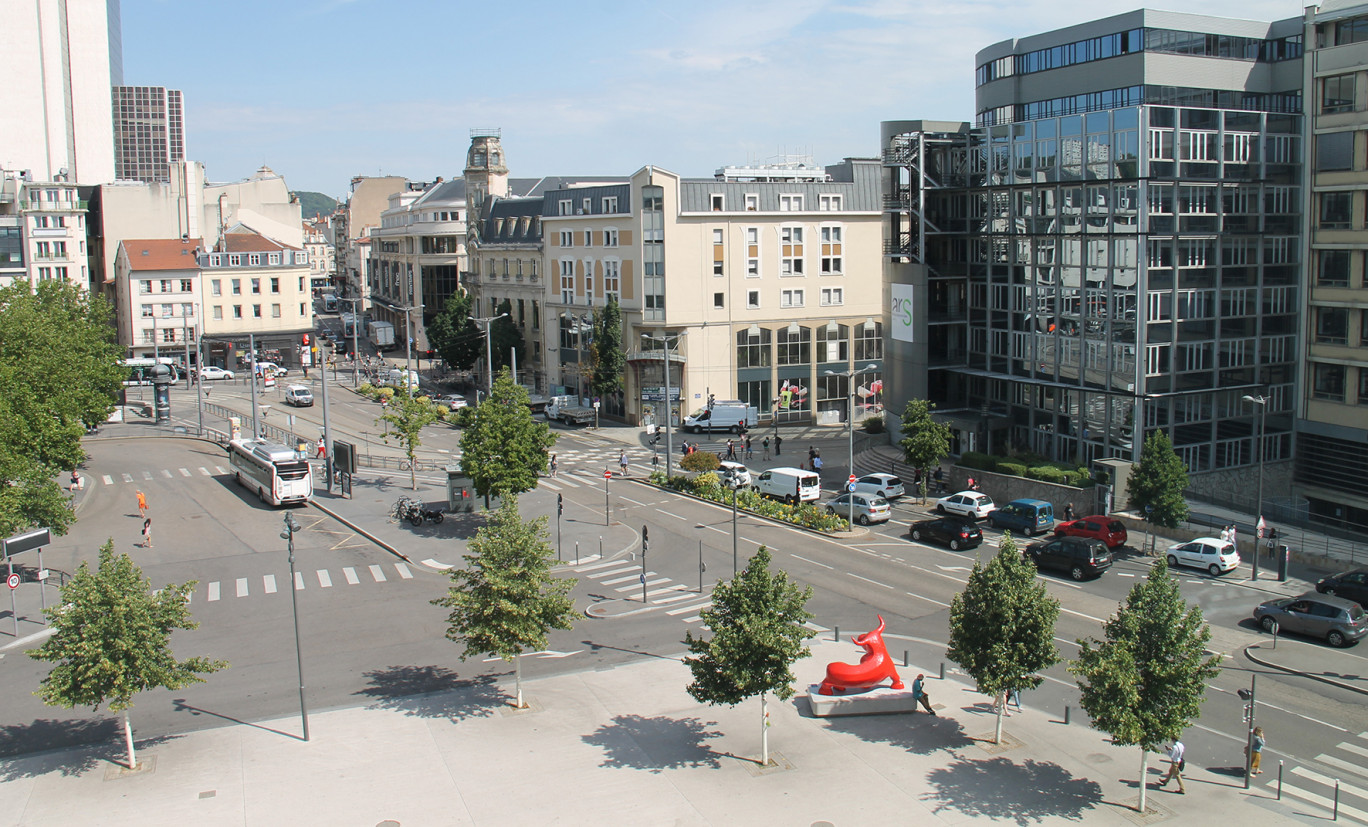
[1239,676,1256,789]
[641,526,649,604]
[281,513,310,741]
[557,494,563,561]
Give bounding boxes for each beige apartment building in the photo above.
[0,170,90,290]
[112,237,203,358]
[200,229,313,365]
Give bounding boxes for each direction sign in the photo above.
[6,573,19,590]
[847,483,857,493]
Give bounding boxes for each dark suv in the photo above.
[1316,569,1368,608]
[1024,536,1112,581]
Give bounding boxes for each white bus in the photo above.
[121,357,181,386]
[227,438,313,505]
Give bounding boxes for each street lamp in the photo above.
[280,513,309,741]
[475,312,509,396]
[561,312,591,400]
[641,331,686,479]
[824,362,879,528]
[1242,393,1268,582]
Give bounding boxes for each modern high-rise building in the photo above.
[884,9,1305,505]
[112,86,185,183]
[0,0,121,184]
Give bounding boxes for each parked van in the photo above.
[382,368,420,390]
[683,404,757,434]
[753,467,822,504]
[987,498,1055,536]
[283,385,314,407]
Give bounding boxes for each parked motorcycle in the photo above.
[392,496,444,526]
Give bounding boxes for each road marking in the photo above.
[541,480,562,490]
[179,468,192,477]
[317,570,332,588]
[1342,742,1368,759]
[215,465,228,474]
[741,537,773,550]
[122,473,133,483]
[594,566,642,579]
[344,567,360,585]
[1317,752,1368,782]
[200,467,212,476]
[421,558,453,570]
[143,471,153,480]
[616,578,669,593]
[1287,767,1368,822]
[699,524,728,536]
[846,572,893,589]
[602,571,652,585]
[294,571,304,590]
[369,564,386,582]
[1059,606,1109,624]
[207,582,220,601]
[395,563,413,579]
[654,591,703,604]
[573,559,630,573]
[621,496,645,506]
[789,554,833,570]
[235,578,248,598]
[646,584,688,597]
[263,575,277,594]
[905,592,951,608]
[683,615,704,623]
[557,477,580,488]
[659,510,686,521]
[160,469,173,478]
[667,601,712,616]
[102,475,114,485]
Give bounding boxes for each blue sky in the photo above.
[122,0,1301,197]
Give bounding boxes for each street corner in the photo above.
[1242,639,1368,696]
[583,595,667,620]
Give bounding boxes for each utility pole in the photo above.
[640,525,649,604]
[474,312,508,395]
[249,332,260,438]
[641,332,685,479]
[194,332,205,436]
[281,513,310,741]
[320,340,333,492]
[1240,676,1257,788]
[340,296,363,387]
[556,493,563,561]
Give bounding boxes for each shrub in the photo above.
[647,469,848,532]
[996,462,1028,477]
[450,406,476,428]
[1026,465,1068,484]
[377,387,396,402]
[694,471,723,494]
[862,415,885,434]
[960,451,996,471]
[680,451,721,473]
[1065,469,1094,487]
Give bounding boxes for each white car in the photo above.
[196,365,234,381]
[717,461,752,489]
[853,473,905,500]
[936,491,995,520]
[1166,538,1240,576]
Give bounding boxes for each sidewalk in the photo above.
[1244,637,1368,697]
[0,636,1311,826]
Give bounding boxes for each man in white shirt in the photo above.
[1156,740,1186,793]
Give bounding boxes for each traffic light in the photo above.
[642,525,649,553]
[557,493,563,516]
[708,393,715,409]
[302,333,310,346]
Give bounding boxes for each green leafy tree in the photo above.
[684,546,814,766]
[459,368,557,506]
[29,541,227,769]
[430,497,576,708]
[489,299,525,375]
[0,281,124,535]
[947,532,1061,744]
[589,296,626,401]
[377,394,441,490]
[680,450,721,474]
[1070,558,1220,813]
[426,291,482,371]
[899,398,952,502]
[1128,430,1190,528]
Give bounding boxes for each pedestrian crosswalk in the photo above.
[101,466,227,486]
[198,561,414,604]
[1269,732,1368,824]
[567,556,713,623]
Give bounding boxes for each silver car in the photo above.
[826,493,891,525]
[853,473,905,500]
[1253,592,1367,648]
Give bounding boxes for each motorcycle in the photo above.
[392,496,444,526]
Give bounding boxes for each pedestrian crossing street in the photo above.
[94,465,230,486]
[1269,731,1368,824]
[197,561,415,604]
[566,555,713,623]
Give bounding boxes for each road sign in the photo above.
[604,469,612,480]
[6,573,18,590]
[848,474,857,485]
[847,483,857,493]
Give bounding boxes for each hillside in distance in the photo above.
[294,191,338,220]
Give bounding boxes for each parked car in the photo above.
[431,394,468,410]
[853,473,905,500]
[909,517,983,551]
[1316,569,1368,607]
[1166,538,1240,576]
[1055,515,1128,548]
[987,498,1055,536]
[826,492,891,525]
[283,384,314,407]
[1253,592,1367,648]
[195,365,234,381]
[1024,536,1113,581]
[717,461,752,489]
[936,491,995,520]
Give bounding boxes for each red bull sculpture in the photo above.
[818,615,903,695]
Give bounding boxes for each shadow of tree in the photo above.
[923,756,1103,824]
[0,717,177,781]
[353,664,506,721]
[812,702,975,756]
[582,714,723,773]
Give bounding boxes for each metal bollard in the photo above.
[939,662,945,680]
[834,626,840,642]
[903,650,909,668]
[1277,760,1283,800]
[1064,705,1071,725]
[599,536,603,558]
[575,540,580,565]
[1335,779,1340,821]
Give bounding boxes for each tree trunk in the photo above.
[994,694,1004,745]
[760,691,769,766]
[514,651,524,709]
[1137,748,1149,812]
[123,710,136,769]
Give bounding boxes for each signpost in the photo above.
[604,469,612,526]
[847,475,858,527]
[4,527,52,636]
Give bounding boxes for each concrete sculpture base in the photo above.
[806,684,923,717]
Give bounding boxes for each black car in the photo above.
[910,518,983,551]
[1024,536,1112,581]
[1317,569,1368,608]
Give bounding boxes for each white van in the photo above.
[683,404,757,434]
[753,467,822,504]
[382,368,420,390]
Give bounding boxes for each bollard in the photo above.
[939,662,945,680]
[903,650,909,668]
[1277,760,1283,800]
[834,626,840,642]
[1064,705,1071,725]
[1335,779,1340,821]
[599,536,603,558]
[575,540,580,565]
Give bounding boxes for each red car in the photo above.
[1054,515,1128,548]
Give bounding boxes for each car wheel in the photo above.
[785,495,795,505]
[858,514,871,526]
[988,518,998,529]
[1166,554,1179,567]
[732,425,742,435]
[1208,564,1221,577]
[1070,566,1086,581]
[950,539,962,551]
[911,529,923,541]
[826,507,836,516]
[936,504,946,515]
[1260,616,1278,633]
[1324,587,1337,596]
[1328,630,1348,648]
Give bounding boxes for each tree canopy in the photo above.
[1127,430,1190,528]
[458,368,556,503]
[377,394,441,490]
[898,398,952,500]
[589,297,626,400]
[489,298,525,376]
[426,291,482,371]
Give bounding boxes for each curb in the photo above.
[627,477,870,541]
[305,499,413,564]
[1242,642,1368,697]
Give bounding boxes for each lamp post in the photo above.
[475,312,508,395]
[824,363,879,528]
[1242,394,1268,582]
[280,513,310,741]
[339,296,363,387]
[561,312,591,399]
[641,332,685,479]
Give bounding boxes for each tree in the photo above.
[589,296,626,401]
[377,394,441,490]
[28,541,227,769]
[1128,430,1190,528]
[684,546,814,766]
[459,368,557,506]
[430,497,576,708]
[679,450,721,474]
[426,291,482,372]
[1070,558,1220,813]
[488,299,525,376]
[899,398,952,502]
[0,281,124,535]
[946,532,1061,744]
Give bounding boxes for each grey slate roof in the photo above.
[480,196,544,244]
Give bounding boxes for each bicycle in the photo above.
[398,457,426,471]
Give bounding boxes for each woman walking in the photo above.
[549,454,558,478]
[140,517,153,548]
[1250,726,1265,775]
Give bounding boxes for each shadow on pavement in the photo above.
[0,717,177,781]
[353,665,506,721]
[923,755,1103,824]
[811,702,975,756]
[581,713,723,773]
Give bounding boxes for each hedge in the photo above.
[996,462,1028,477]
[1026,465,1069,484]
[960,451,997,471]
[649,471,849,533]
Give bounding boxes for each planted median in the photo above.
[648,469,849,533]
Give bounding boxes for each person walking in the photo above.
[911,673,936,715]
[1249,727,1265,775]
[136,490,147,518]
[69,469,81,492]
[774,435,783,455]
[316,437,327,459]
[762,437,771,460]
[140,517,153,549]
[1009,687,1022,712]
[933,467,944,494]
[1064,503,1075,522]
[745,436,753,460]
[549,454,558,478]
[1156,739,1186,793]
[812,454,823,482]
[619,450,629,477]
[807,446,816,469]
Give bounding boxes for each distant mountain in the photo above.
[293,191,338,220]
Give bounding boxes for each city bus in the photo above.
[226,438,313,505]
[121,357,181,386]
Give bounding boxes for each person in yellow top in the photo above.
[136,490,147,518]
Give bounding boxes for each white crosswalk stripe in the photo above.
[122,473,133,483]
[294,571,304,590]
[602,571,653,586]
[369,564,386,582]
[541,480,562,491]
[142,471,153,480]
[207,582,220,601]
[235,578,248,598]
[1265,733,1368,824]
[161,469,173,478]
[263,574,277,594]
[200,467,212,476]
[395,563,413,579]
[179,468,192,477]
[343,567,359,585]
[653,591,703,605]
[615,578,669,593]
[571,559,626,573]
[215,466,228,474]
[317,569,332,588]
[102,475,113,485]
[667,601,712,616]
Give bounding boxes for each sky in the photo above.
[122,0,1302,198]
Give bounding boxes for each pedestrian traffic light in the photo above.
[302,333,310,346]
[708,393,715,409]
[557,493,563,516]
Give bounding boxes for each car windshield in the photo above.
[872,498,889,507]
[689,408,709,419]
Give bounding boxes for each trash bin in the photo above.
[1278,544,1290,582]
[446,466,475,513]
